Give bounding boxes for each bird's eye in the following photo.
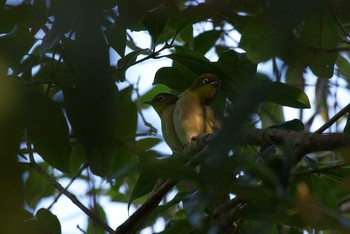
[202,78,209,84]
[157,95,165,102]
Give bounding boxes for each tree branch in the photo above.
[315,102,350,133]
[115,128,350,233]
[47,163,89,210]
[24,133,114,233]
[243,128,350,160]
[115,139,208,234]
[26,162,115,233]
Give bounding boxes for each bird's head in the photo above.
[190,73,221,104]
[145,92,179,115]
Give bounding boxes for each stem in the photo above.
[110,41,173,72]
[47,163,88,210]
[293,162,350,177]
[315,102,350,133]
[25,133,114,233]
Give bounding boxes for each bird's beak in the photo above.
[210,80,220,90]
[144,101,153,105]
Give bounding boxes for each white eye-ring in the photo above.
[157,95,165,102]
[202,78,209,84]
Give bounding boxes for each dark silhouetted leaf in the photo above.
[24,166,55,209]
[262,82,310,109]
[105,17,126,57]
[128,173,158,209]
[33,209,61,234]
[193,30,222,54]
[24,90,71,173]
[299,1,339,78]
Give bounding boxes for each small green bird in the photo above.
[173,73,221,145]
[145,92,183,152]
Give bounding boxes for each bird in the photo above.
[173,73,221,145]
[145,92,183,152]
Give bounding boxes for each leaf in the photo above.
[215,50,257,99]
[33,209,61,234]
[24,90,71,173]
[299,0,339,78]
[136,138,162,151]
[142,2,169,44]
[337,54,350,80]
[87,204,108,234]
[268,119,304,132]
[0,3,34,27]
[105,17,126,57]
[114,49,150,81]
[261,82,311,109]
[193,30,222,55]
[128,173,158,209]
[167,47,218,75]
[302,156,318,169]
[344,113,350,135]
[175,3,217,34]
[138,156,200,182]
[115,86,137,139]
[40,15,68,56]
[162,219,194,234]
[24,166,55,209]
[153,66,196,92]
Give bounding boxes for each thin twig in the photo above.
[47,163,88,210]
[110,42,173,72]
[293,162,350,177]
[134,77,157,135]
[25,161,115,233]
[24,134,114,233]
[315,102,350,133]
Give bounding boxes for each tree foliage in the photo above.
[1,0,350,233]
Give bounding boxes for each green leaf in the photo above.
[215,50,257,98]
[344,113,350,135]
[128,173,158,209]
[142,3,169,44]
[178,25,193,45]
[114,49,150,81]
[138,156,199,181]
[153,66,196,92]
[105,17,126,57]
[299,0,339,78]
[34,209,61,234]
[175,3,217,34]
[193,30,222,55]
[337,54,350,80]
[162,219,194,234]
[0,3,34,27]
[115,86,137,139]
[24,166,55,209]
[87,204,107,234]
[268,119,304,132]
[24,90,71,173]
[261,82,310,109]
[167,47,217,75]
[40,15,67,56]
[136,138,162,151]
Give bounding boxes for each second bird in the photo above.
[173,73,221,145]
[146,92,183,152]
